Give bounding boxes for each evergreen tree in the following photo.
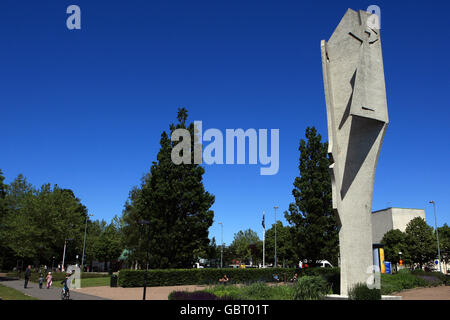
[122,108,215,268]
[285,127,339,265]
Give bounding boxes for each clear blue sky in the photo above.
[1,1,449,245]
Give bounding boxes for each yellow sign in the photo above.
[380,248,386,274]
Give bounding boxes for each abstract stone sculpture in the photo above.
[321,8,389,295]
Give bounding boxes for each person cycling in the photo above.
[61,273,71,298]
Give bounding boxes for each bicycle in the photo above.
[61,288,70,300]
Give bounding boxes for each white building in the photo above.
[371,207,426,243]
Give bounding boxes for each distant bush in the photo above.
[292,276,330,300]
[348,283,381,300]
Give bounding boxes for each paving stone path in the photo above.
[0,279,108,300]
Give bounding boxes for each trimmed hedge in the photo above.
[118,267,341,288]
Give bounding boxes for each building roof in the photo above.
[371,207,425,214]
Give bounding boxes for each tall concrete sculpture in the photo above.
[321,9,388,295]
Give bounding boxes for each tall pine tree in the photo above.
[285,127,339,265]
[122,108,215,268]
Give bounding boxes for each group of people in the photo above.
[217,272,299,285]
[218,275,229,284]
[23,265,72,295]
[23,265,54,289]
[272,273,298,283]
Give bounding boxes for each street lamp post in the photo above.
[429,201,442,273]
[139,219,150,300]
[62,238,73,272]
[81,213,94,272]
[218,222,223,268]
[274,206,278,268]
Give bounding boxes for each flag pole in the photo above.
[262,211,265,268]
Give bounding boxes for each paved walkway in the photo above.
[76,284,209,300]
[0,280,108,300]
[393,285,450,300]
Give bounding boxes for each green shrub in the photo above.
[348,283,381,300]
[206,282,295,300]
[242,282,274,300]
[292,276,330,300]
[380,270,445,295]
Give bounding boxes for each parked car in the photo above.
[299,260,333,268]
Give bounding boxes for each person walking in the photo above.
[46,272,53,289]
[38,273,44,289]
[24,265,32,289]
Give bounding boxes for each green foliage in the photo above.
[380,270,444,295]
[404,217,437,267]
[285,127,339,266]
[348,283,381,300]
[437,224,450,265]
[0,169,125,270]
[206,282,295,300]
[381,229,406,266]
[118,267,301,287]
[292,276,330,300]
[229,229,261,265]
[121,108,215,269]
[93,218,123,268]
[264,221,297,267]
[299,267,341,294]
[1,176,89,267]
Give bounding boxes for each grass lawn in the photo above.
[52,277,110,288]
[0,284,39,300]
